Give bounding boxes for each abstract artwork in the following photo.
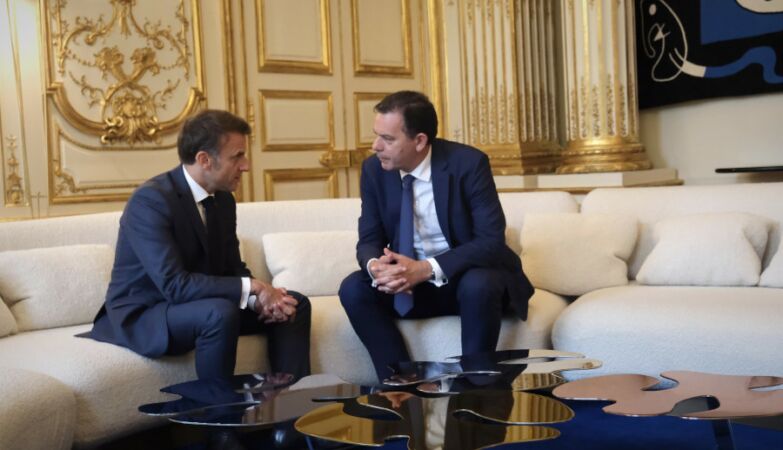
[636,0,783,108]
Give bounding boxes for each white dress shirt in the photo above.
[182,166,253,310]
[367,149,450,286]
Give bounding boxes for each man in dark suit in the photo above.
[87,110,310,381]
[339,91,533,382]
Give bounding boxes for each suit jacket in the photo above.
[87,166,250,357]
[356,138,533,320]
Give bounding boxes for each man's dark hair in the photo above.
[374,91,438,145]
[177,109,251,164]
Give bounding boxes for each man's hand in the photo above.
[250,279,298,323]
[372,248,432,295]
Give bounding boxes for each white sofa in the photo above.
[0,191,577,449]
[2,183,782,449]
[552,183,783,379]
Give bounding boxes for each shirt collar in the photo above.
[399,147,432,182]
[182,165,210,203]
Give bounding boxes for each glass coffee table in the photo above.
[138,351,783,450]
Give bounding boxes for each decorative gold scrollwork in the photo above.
[45,0,204,146]
[52,158,86,195]
[4,135,25,205]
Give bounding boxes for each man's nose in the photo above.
[372,137,383,152]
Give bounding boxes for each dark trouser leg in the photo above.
[239,291,312,379]
[455,268,506,356]
[166,298,240,380]
[339,270,410,382]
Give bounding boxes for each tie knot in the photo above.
[402,174,415,189]
[201,196,216,209]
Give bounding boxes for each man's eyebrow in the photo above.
[373,130,394,139]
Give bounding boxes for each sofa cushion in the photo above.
[0,297,16,337]
[0,325,268,447]
[520,213,638,296]
[262,231,359,296]
[552,285,783,378]
[636,213,771,287]
[760,237,783,288]
[0,367,76,450]
[0,244,113,331]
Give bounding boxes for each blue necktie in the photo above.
[394,174,415,316]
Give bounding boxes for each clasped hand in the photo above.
[250,279,298,324]
[369,248,431,295]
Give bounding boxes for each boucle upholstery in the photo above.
[636,213,771,287]
[0,191,578,448]
[554,183,783,379]
[0,325,267,446]
[520,213,638,296]
[581,183,783,278]
[263,231,359,296]
[0,297,16,337]
[0,245,114,331]
[760,238,783,287]
[0,367,75,450]
[552,285,783,378]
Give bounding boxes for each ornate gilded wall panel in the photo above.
[48,124,179,204]
[351,0,412,76]
[263,168,338,200]
[558,0,651,173]
[353,92,388,149]
[40,0,206,204]
[256,0,332,74]
[258,90,335,151]
[43,0,205,145]
[0,0,30,208]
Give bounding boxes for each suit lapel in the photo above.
[431,141,452,245]
[170,166,208,251]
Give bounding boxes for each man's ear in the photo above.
[414,133,429,152]
[194,150,211,168]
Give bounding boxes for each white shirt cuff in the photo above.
[240,277,252,310]
[427,257,448,287]
[367,258,379,288]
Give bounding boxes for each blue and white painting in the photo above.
[636,0,783,108]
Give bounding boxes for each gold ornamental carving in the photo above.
[4,135,25,205]
[44,0,205,146]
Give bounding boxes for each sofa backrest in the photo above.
[0,191,578,331]
[236,191,579,283]
[0,212,122,253]
[581,182,783,279]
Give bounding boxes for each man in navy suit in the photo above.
[87,110,310,381]
[339,91,533,382]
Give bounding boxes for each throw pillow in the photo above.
[0,296,17,337]
[520,213,639,296]
[263,231,358,297]
[0,244,114,331]
[759,237,783,288]
[636,213,771,286]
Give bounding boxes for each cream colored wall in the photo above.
[640,91,783,185]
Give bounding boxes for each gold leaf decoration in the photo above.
[46,0,203,146]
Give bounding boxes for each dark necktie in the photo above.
[201,196,224,275]
[394,174,415,316]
